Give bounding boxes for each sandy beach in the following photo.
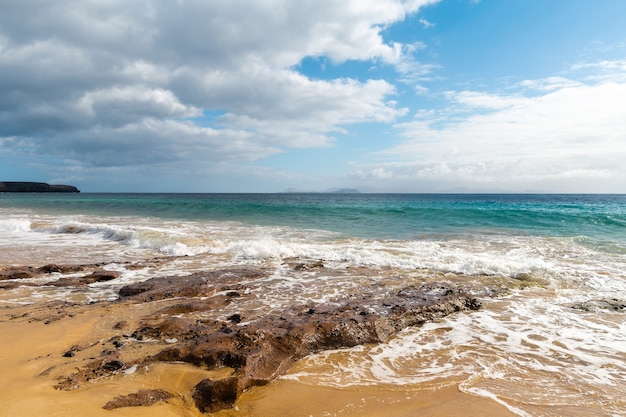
[2,0,626,412]
[0,295,517,417]
[2,193,624,416]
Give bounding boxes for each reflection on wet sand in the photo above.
[0,259,520,416]
[0,298,516,417]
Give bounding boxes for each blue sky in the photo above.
[1,0,625,192]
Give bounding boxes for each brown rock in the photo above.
[0,263,102,281]
[47,270,121,287]
[118,268,264,301]
[294,260,324,270]
[0,267,35,280]
[140,282,479,412]
[102,389,171,410]
[113,320,129,330]
[58,268,485,414]
[37,264,88,274]
[56,354,126,390]
[192,377,240,414]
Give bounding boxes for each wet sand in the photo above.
[0,299,517,417]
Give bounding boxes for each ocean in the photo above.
[1,193,625,416]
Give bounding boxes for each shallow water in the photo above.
[1,193,625,416]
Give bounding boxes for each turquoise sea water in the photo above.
[3,192,625,242]
[1,193,626,416]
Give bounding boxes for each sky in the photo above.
[1,0,625,193]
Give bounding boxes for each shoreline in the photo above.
[0,299,517,417]
[0,261,518,416]
[2,193,625,416]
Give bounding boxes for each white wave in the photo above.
[24,217,204,256]
[0,218,32,233]
[285,291,626,415]
[211,234,577,282]
[4,212,626,294]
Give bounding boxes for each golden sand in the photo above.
[0,300,516,417]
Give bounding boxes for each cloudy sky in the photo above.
[1,0,625,192]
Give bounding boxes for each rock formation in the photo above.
[0,181,80,192]
[103,389,172,410]
[52,267,486,413]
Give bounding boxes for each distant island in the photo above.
[0,182,80,193]
[282,188,361,194]
[331,188,361,194]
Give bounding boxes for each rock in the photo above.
[102,360,125,372]
[228,313,242,323]
[102,389,171,410]
[113,320,129,330]
[57,268,484,414]
[294,260,324,271]
[0,267,36,280]
[56,353,126,390]
[571,298,626,312]
[139,281,478,412]
[3,271,34,280]
[192,377,240,413]
[0,181,79,193]
[118,268,265,301]
[37,264,88,274]
[0,264,101,281]
[47,270,121,287]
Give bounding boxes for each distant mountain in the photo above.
[330,188,361,194]
[281,188,361,194]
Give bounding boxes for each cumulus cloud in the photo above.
[0,0,432,178]
[78,86,201,127]
[349,71,626,192]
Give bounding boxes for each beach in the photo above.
[0,294,517,417]
[1,193,625,416]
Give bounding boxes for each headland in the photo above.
[0,181,80,193]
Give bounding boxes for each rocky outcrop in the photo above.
[54,268,485,414]
[46,270,121,287]
[0,259,172,282]
[0,264,92,281]
[571,298,626,311]
[192,378,240,413]
[0,181,80,192]
[103,389,172,410]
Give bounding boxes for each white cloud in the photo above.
[517,76,583,91]
[444,90,526,109]
[419,18,435,28]
[350,76,626,192]
[44,119,273,168]
[571,59,626,72]
[78,86,201,125]
[0,0,431,176]
[175,66,403,123]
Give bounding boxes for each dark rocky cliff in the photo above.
[0,182,80,193]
